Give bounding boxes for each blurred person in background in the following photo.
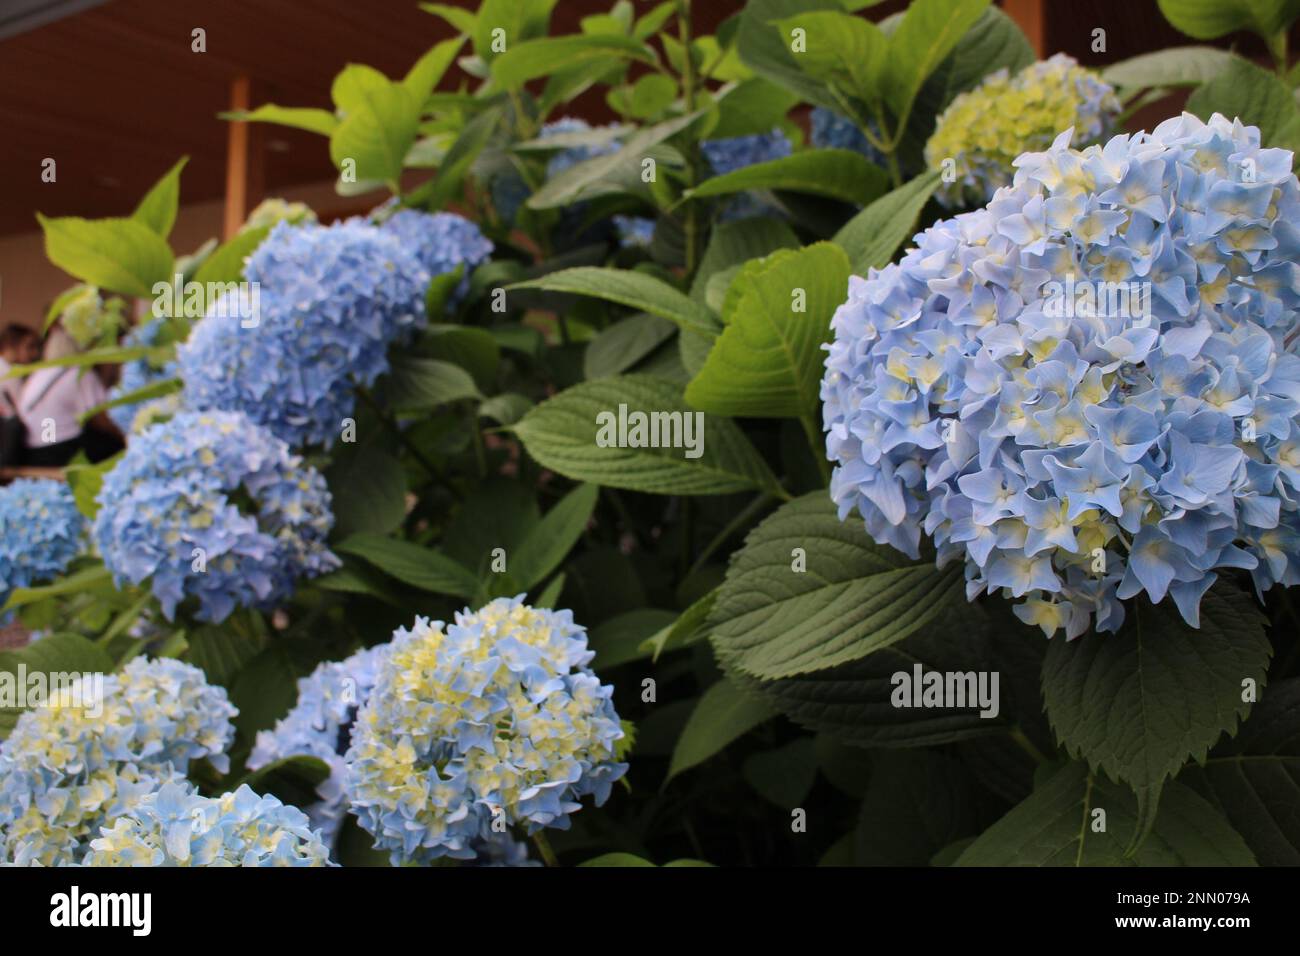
[17,323,123,465]
[0,324,40,416]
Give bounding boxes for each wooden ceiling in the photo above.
[0,0,1282,238]
[0,0,755,237]
[1,0,467,235]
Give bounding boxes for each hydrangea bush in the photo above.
[14,0,1300,871]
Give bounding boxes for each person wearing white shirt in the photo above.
[18,325,123,466]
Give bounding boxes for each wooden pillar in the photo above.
[223,75,264,239]
[1002,0,1045,58]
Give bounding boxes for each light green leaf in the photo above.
[634,1,675,40]
[1186,55,1300,150]
[403,37,465,105]
[625,73,678,119]
[328,80,421,185]
[4,566,115,613]
[416,104,503,211]
[772,10,886,103]
[736,0,849,110]
[527,110,706,208]
[420,2,478,34]
[690,217,800,303]
[131,157,188,239]
[833,170,940,274]
[1157,0,1300,40]
[710,77,802,139]
[1041,585,1271,831]
[1102,46,1235,88]
[222,104,339,137]
[667,678,777,781]
[473,0,557,62]
[37,215,175,298]
[685,243,851,418]
[192,226,271,286]
[335,533,478,598]
[7,344,167,378]
[954,763,1256,866]
[686,149,888,207]
[330,64,390,113]
[491,34,656,87]
[512,375,782,496]
[64,453,122,520]
[509,267,719,339]
[495,483,599,593]
[882,0,990,119]
[79,377,180,427]
[642,589,716,661]
[587,607,677,670]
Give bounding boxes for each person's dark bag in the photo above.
[0,367,72,467]
[0,377,25,466]
[0,414,25,466]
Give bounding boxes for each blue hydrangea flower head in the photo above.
[0,657,236,865]
[701,128,792,221]
[0,478,84,609]
[344,597,626,864]
[375,209,493,310]
[247,644,391,847]
[702,128,793,175]
[926,54,1121,207]
[488,118,620,224]
[810,107,886,167]
[823,113,1300,638]
[108,319,179,432]
[540,117,621,178]
[85,782,333,866]
[179,220,428,448]
[93,409,339,622]
[613,215,656,248]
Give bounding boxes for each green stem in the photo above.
[1008,725,1049,765]
[531,831,560,867]
[676,0,701,277]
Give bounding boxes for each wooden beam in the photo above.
[222,74,263,239]
[1002,0,1045,58]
